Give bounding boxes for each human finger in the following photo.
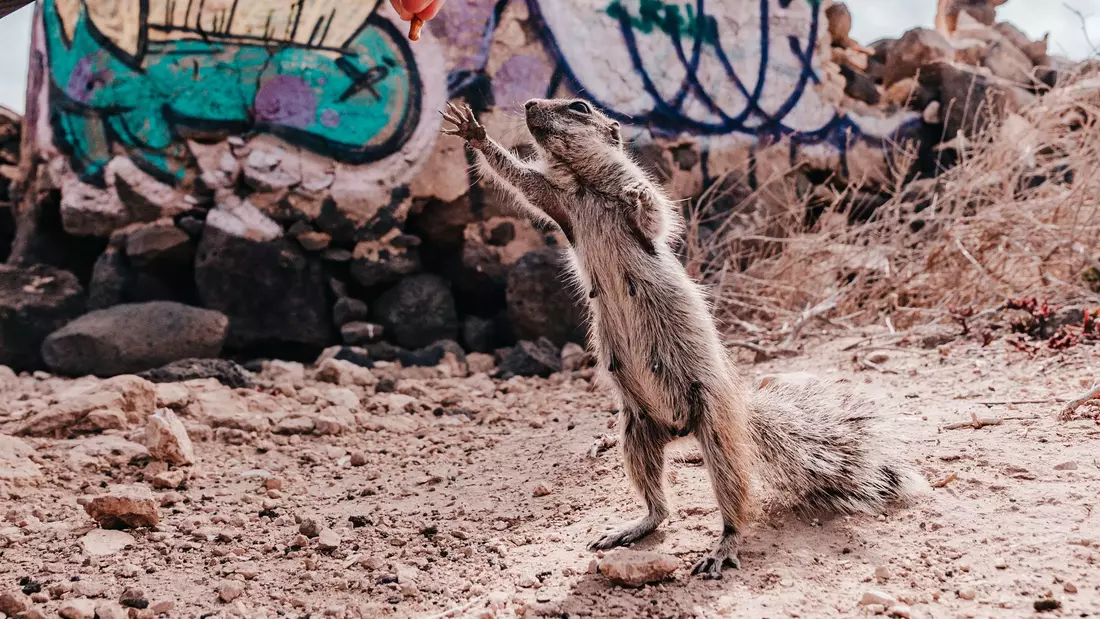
[402,0,436,15]
[389,0,414,21]
[414,0,446,20]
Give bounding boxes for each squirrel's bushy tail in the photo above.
[746,377,929,515]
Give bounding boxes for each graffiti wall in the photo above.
[37,0,443,185]
[13,0,918,355]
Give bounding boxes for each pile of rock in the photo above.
[0,133,586,375]
[826,0,1085,144]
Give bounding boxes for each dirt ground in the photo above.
[1,326,1098,619]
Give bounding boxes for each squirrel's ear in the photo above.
[608,121,622,147]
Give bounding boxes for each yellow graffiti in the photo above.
[51,0,383,59]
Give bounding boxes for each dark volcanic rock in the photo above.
[330,346,374,368]
[340,321,385,346]
[496,337,562,378]
[41,301,228,377]
[0,202,14,263]
[349,234,422,288]
[840,64,881,106]
[124,219,193,269]
[137,358,254,389]
[506,249,586,347]
[918,61,1011,139]
[0,264,85,371]
[371,274,458,349]
[399,340,465,368]
[195,225,332,352]
[455,217,546,315]
[462,314,512,353]
[332,297,368,327]
[363,341,402,362]
[87,246,192,310]
[87,247,130,310]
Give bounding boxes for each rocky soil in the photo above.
[1,328,1098,619]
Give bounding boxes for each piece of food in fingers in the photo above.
[408,16,424,40]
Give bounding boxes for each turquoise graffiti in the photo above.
[42,0,422,185]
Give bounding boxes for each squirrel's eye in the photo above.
[568,101,591,114]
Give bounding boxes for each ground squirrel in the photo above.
[441,99,927,578]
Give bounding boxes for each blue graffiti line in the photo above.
[527,0,915,173]
[445,0,512,101]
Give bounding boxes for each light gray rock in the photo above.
[145,409,195,465]
[80,529,137,557]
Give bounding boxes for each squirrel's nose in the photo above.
[524,100,537,111]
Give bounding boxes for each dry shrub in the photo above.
[691,71,1100,332]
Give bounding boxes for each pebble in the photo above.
[532,482,553,497]
[217,581,243,603]
[84,485,159,529]
[317,528,341,551]
[81,529,137,557]
[1054,461,1078,471]
[299,518,322,538]
[119,588,148,609]
[887,604,912,618]
[1064,582,1078,594]
[150,468,188,489]
[94,602,127,619]
[350,451,368,467]
[596,549,679,587]
[958,587,977,600]
[0,591,31,616]
[57,599,96,619]
[860,590,896,606]
[874,565,891,582]
[71,582,106,598]
[276,415,316,435]
[145,409,196,465]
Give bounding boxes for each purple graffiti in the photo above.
[66,56,100,103]
[254,75,317,128]
[433,0,498,69]
[493,54,553,109]
[320,109,341,128]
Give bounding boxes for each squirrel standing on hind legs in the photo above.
[441,99,928,579]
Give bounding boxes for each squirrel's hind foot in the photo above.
[690,531,742,579]
[587,515,662,550]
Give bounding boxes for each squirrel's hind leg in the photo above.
[686,383,751,578]
[588,406,671,550]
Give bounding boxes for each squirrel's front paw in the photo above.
[623,181,655,209]
[441,103,487,146]
[622,181,662,244]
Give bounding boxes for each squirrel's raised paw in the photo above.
[440,103,486,145]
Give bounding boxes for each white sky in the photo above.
[0,1,1097,114]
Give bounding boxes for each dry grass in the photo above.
[690,71,1100,335]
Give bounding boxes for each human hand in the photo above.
[389,0,446,22]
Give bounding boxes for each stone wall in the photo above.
[3,0,926,372]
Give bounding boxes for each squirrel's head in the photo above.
[524,98,622,160]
